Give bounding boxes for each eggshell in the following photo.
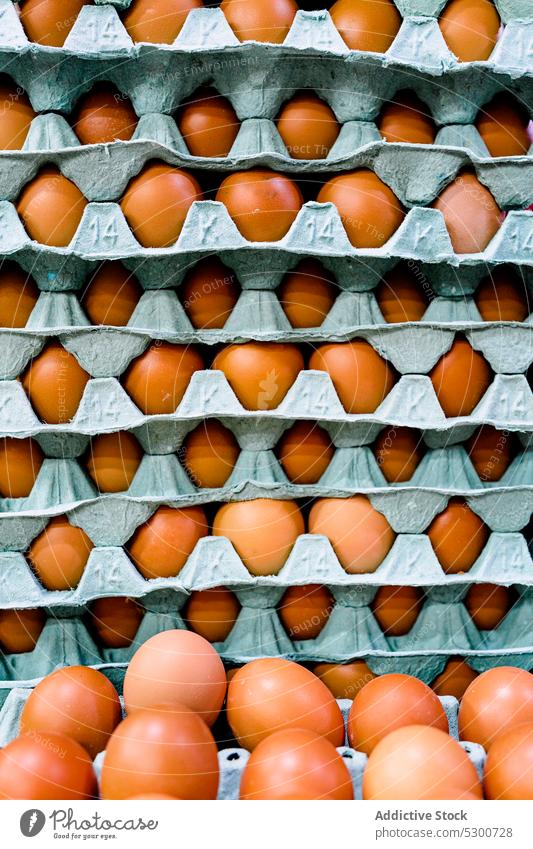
[431,657,478,700]
[178,87,240,157]
[180,257,239,328]
[330,0,402,52]
[182,419,240,488]
[276,420,334,483]
[459,667,533,750]
[19,0,91,47]
[220,0,298,43]
[120,162,202,247]
[314,661,376,700]
[72,85,138,145]
[0,733,97,801]
[316,170,405,248]
[475,93,530,157]
[429,338,492,417]
[378,90,436,145]
[0,79,35,150]
[308,496,395,573]
[276,92,340,160]
[376,262,429,322]
[439,0,500,62]
[127,505,208,579]
[212,498,304,575]
[81,261,142,326]
[484,722,533,799]
[0,436,44,498]
[372,585,424,636]
[278,584,333,639]
[212,342,304,410]
[432,171,502,254]
[216,170,303,241]
[16,167,88,247]
[0,608,45,653]
[0,261,39,327]
[427,498,489,573]
[278,258,337,327]
[467,425,516,482]
[309,340,396,413]
[88,596,144,648]
[22,341,90,424]
[85,431,143,492]
[184,587,240,642]
[474,266,529,322]
[27,515,94,590]
[464,583,511,629]
[122,342,203,414]
[373,426,423,482]
[122,0,203,43]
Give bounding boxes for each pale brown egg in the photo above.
[127,505,208,579]
[0,262,39,327]
[476,93,530,157]
[180,257,239,329]
[278,584,333,640]
[182,420,239,488]
[474,267,529,322]
[276,421,334,484]
[0,608,45,653]
[22,342,90,424]
[372,585,424,636]
[278,259,337,328]
[216,170,303,242]
[467,425,516,482]
[72,85,138,145]
[373,426,423,482]
[220,0,298,43]
[122,342,203,414]
[27,515,94,590]
[17,167,87,247]
[212,343,304,410]
[178,87,240,157]
[430,338,492,417]
[122,0,203,43]
[0,77,35,150]
[330,0,402,52]
[184,587,240,642]
[427,498,489,573]
[81,262,142,326]
[464,583,512,630]
[19,0,92,47]
[376,262,429,322]
[378,90,436,145]
[439,0,500,62]
[432,171,502,254]
[431,657,479,700]
[85,431,143,493]
[0,436,44,498]
[309,341,396,413]
[276,92,340,160]
[314,661,376,699]
[88,596,144,648]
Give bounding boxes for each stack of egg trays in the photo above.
[0,0,532,699]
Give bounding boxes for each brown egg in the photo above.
[72,85,138,145]
[28,515,94,590]
[314,661,376,699]
[375,262,429,323]
[476,93,530,157]
[330,0,401,52]
[430,338,492,417]
[467,425,516,482]
[309,341,396,414]
[317,170,405,248]
[277,421,334,484]
[474,267,529,322]
[122,0,203,43]
[220,0,298,43]
[308,496,395,573]
[180,257,239,329]
[88,596,144,648]
[178,88,240,157]
[81,262,142,326]
[120,162,202,247]
[0,436,44,498]
[427,498,489,573]
[278,584,333,640]
[278,259,336,328]
[127,505,208,579]
[378,90,436,145]
[184,587,240,642]
[17,167,87,247]
[0,262,39,327]
[182,420,239,488]
[22,342,90,424]
[276,92,340,160]
[373,426,423,482]
[465,583,512,630]
[431,657,479,700]
[372,585,424,636]
[213,499,305,575]
[19,0,91,47]
[439,0,500,62]
[216,170,303,242]
[85,431,143,493]
[122,342,203,414]
[432,171,502,254]
[0,78,35,149]
[0,608,45,653]
[212,343,304,410]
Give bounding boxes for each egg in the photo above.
[276,92,340,160]
[373,426,423,482]
[430,338,492,416]
[278,584,333,640]
[378,90,436,145]
[330,0,402,52]
[375,262,429,322]
[308,496,395,573]
[127,505,208,579]
[464,583,511,629]
[126,793,181,800]
[216,170,303,242]
[16,167,87,246]
[372,585,424,636]
[120,162,202,247]
[0,78,35,149]
[178,87,240,157]
[19,0,91,47]
[467,425,516,482]
[180,257,239,328]
[427,498,489,573]
[81,262,142,326]
[0,733,96,800]
[474,266,529,321]
[240,728,353,800]
[212,342,304,410]
[348,673,449,756]
[476,93,530,157]
[0,261,39,327]
[439,0,500,62]
[317,170,405,248]
[72,85,138,145]
[124,630,226,725]
[27,515,94,590]
[278,259,337,327]
[309,341,396,413]
[213,499,304,575]
[314,661,376,700]
[277,421,333,484]
[227,658,344,750]
[484,722,533,799]
[182,420,240,488]
[363,725,483,800]
[122,0,203,43]
[0,607,45,653]
[459,666,533,750]
[88,596,144,648]
[85,431,143,492]
[431,658,479,700]
[101,704,219,799]
[122,342,203,414]
[21,666,121,759]
[220,0,298,43]
[184,587,240,642]
[0,436,44,498]
[22,342,90,423]
[432,171,502,254]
